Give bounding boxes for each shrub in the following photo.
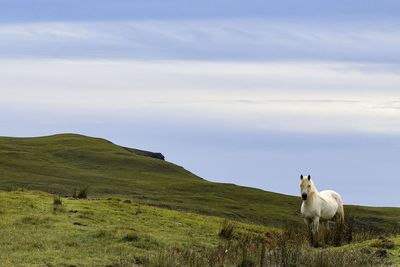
[122,233,140,242]
[53,194,65,213]
[218,219,236,239]
[53,195,62,205]
[134,204,142,216]
[72,186,89,199]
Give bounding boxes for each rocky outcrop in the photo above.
[122,147,165,160]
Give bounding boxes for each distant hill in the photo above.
[0,133,399,229]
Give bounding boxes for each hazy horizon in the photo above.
[1,0,399,207]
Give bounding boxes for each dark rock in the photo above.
[122,147,165,160]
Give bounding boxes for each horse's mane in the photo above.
[310,179,319,194]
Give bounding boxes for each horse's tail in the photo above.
[333,193,345,227]
[338,204,345,226]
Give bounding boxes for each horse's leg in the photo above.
[320,220,329,233]
[323,221,331,245]
[311,217,320,247]
[304,218,314,245]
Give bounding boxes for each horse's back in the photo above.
[319,190,343,220]
[321,190,342,204]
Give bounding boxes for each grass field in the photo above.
[0,190,271,266]
[0,133,399,231]
[0,190,398,266]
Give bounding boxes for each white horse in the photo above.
[300,175,344,246]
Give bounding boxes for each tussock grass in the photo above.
[52,194,66,213]
[72,186,89,199]
[53,195,62,205]
[218,219,236,239]
[145,213,400,266]
[146,225,393,267]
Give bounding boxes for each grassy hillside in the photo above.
[0,190,270,266]
[0,190,397,267]
[0,133,399,230]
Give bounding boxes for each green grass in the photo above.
[0,190,271,266]
[388,236,400,265]
[1,190,398,266]
[0,133,399,230]
[323,234,400,266]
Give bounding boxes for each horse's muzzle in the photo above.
[302,193,307,200]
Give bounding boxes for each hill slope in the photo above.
[0,190,271,266]
[3,190,395,266]
[0,134,399,229]
[0,133,201,194]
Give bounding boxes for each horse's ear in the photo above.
[308,175,311,180]
[300,174,303,180]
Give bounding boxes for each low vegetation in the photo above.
[218,219,236,239]
[0,190,398,266]
[147,214,400,267]
[72,186,89,199]
[0,190,271,266]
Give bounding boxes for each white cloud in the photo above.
[0,19,400,62]
[0,59,399,134]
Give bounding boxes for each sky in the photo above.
[1,0,400,206]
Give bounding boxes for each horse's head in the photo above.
[300,174,313,200]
